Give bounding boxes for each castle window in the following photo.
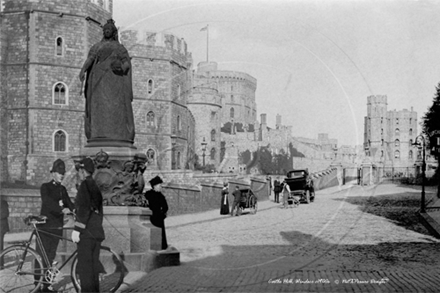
[55,37,63,56]
[396,118,399,125]
[409,139,413,146]
[211,129,216,142]
[146,111,155,127]
[410,118,412,124]
[381,128,383,135]
[395,128,400,135]
[381,139,384,146]
[381,150,384,158]
[394,150,400,159]
[381,117,383,124]
[177,151,181,169]
[146,149,155,165]
[210,148,216,160]
[54,130,67,152]
[409,150,413,159]
[102,0,110,11]
[177,115,181,132]
[211,111,216,120]
[409,128,413,136]
[231,95,234,103]
[395,139,400,147]
[230,107,235,118]
[53,82,68,105]
[147,79,154,95]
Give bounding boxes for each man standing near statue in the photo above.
[79,19,135,146]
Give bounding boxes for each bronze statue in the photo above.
[79,19,135,146]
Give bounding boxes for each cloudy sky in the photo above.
[113,0,440,146]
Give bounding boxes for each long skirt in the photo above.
[220,194,230,215]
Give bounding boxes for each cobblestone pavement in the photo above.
[127,183,440,293]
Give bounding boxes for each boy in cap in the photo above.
[35,159,74,292]
[71,157,105,292]
[144,176,169,250]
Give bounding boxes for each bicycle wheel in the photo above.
[0,245,44,293]
[71,245,125,293]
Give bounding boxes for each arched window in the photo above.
[147,79,154,95]
[395,128,400,135]
[146,111,155,127]
[381,150,384,158]
[409,150,413,159]
[230,107,235,118]
[55,37,63,56]
[381,139,384,146]
[394,150,400,159]
[231,95,234,103]
[53,82,67,105]
[409,139,413,146]
[395,139,400,147]
[210,148,216,160]
[409,128,413,136]
[177,115,181,132]
[211,129,216,141]
[146,149,155,165]
[381,128,383,135]
[396,118,399,125]
[177,152,181,169]
[54,130,67,152]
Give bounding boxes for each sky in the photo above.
[113,0,440,146]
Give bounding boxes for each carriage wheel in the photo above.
[252,202,258,214]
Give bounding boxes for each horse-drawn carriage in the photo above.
[235,188,258,215]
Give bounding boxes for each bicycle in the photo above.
[0,215,125,293]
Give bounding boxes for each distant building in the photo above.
[364,95,418,169]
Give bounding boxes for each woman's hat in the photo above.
[149,175,163,187]
[50,159,66,175]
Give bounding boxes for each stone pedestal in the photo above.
[60,206,179,273]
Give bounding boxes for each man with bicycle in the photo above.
[71,157,105,293]
[35,159,74,293]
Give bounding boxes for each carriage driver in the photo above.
[230,186,241,216]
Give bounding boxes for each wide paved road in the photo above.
[128,183,440,293]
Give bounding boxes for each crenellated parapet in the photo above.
[211,70,257,91]
[120,30,192,69]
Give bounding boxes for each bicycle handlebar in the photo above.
[24,215,47,225]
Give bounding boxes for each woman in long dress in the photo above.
[220,182,230,215]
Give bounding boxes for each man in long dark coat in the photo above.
[71,158,105,293]
[36,159,74,292]
[144,176,169,250]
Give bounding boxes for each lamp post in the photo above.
[201,137,207,167]
[413,134,426,213]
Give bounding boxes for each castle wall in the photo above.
[120,30,195,170]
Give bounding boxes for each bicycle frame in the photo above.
[16,223,78,284]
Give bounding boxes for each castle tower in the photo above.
[187,62,222,167]
[364,95,387,160]
[1,0,112,184]
[276,114,281,129]
[119,29,194,170]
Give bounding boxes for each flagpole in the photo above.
[206,24,209,62]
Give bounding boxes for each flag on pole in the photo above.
[200,25,208,31]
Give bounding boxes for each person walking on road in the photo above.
[144,176,169,250]
[273,180,281,203]
[220,182,230,215]
[35,159,74,293]
[282,180,291,208]
[230,186,242,216]
[71,157,105,293]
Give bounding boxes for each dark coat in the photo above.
[1,199,9,235]
[38,180,74,237]
[144,189,168,226]
[74,176,105,241]
[232,189,241,203]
